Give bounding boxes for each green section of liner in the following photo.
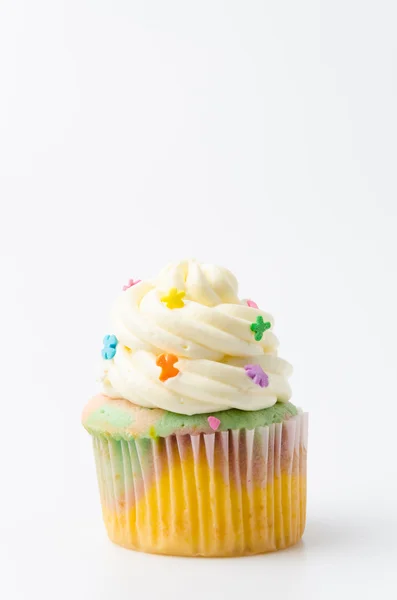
[85,404,134,432]
[84,400,298,440]
[155,402,298,438]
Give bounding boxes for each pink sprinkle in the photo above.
[247,299,258,308]
[122,279,141,291]
[207,416,221,431]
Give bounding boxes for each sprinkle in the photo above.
[208,416,221,431]
[156,353,180,382]
[250,315,271,341]
[101,334,118,360]
[161,288,186,309]
[123,279,141,291]
[98,370,110,384]
[246,299,258,308]
[244,364,269,388]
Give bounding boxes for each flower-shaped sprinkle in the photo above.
[244,364,269,388]
[156,353,180,382]
[160,288,186,309]
[250,315,271,341]
[207,416,221,431]
[123,279,141,291]
[102,334,118,360]
[246,299,258,308]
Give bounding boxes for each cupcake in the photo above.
[82,260,308,557]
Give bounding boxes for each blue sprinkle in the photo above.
[102,334,118,360]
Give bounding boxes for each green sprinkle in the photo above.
[250,316,271,341]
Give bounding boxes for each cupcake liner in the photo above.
[92,412,308,557]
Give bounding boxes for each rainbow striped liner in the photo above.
[92,412,308,557]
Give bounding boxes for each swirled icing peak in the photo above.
[101,259,293,415]
[156,260,240,306]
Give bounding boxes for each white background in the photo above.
[1,0,396,598]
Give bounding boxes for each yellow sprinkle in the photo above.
[160,288,186,309]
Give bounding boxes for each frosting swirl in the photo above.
[102,260,293,415]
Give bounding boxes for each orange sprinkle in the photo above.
[156,353,180,382]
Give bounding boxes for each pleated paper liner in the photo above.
[92,412,308,557]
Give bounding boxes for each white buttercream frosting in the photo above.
[102,260,293,415]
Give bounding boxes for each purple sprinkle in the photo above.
[244,364,269,388]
